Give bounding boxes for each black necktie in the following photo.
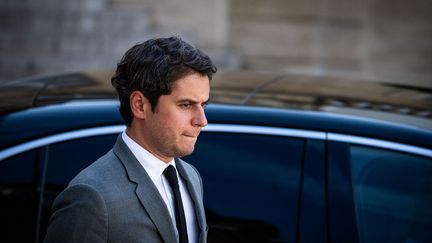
[164,165,188,243]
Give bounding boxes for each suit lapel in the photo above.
[112,136,177,243]
[176,158,207,232]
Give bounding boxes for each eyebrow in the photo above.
[177,98,210,105]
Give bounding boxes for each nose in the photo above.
[193,106,208,127]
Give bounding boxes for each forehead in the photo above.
[170,73,210,97]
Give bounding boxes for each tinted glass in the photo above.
[40,134,118,241]
[45,134,118,187]
[0,150,37,242]
[350,146,432,243]
[184,132,304,243]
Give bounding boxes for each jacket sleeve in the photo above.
[44,183,108,243]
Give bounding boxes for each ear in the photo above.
[130,91,150,120]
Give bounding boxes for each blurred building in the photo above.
[0,0,431,88]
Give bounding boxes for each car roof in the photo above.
[0,71,117,115]
[1,70,431,150]
[1,70,431,121]
[211,71,432,129]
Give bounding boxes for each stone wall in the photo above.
[229,0,432,87]
[0,0,232,81]
[1,0,431,87]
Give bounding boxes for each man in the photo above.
[44,36,217,243]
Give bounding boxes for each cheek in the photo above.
[155,106,194,137]
[165,110,191,127]
[155,114,183,138]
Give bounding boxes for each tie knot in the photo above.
[163,165,179,187]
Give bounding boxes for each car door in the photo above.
[0,149,39,243]
[327,134,432,243]
[0,127,122,243]
[184,123,326,243]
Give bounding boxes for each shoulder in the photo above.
[69,149,121,185]
[45,183,108,242]
[54,183,107,210]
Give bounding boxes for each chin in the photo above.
[175,146,195,158]
[183,148,195,157]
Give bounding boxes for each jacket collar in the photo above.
[176,158,207,232]
[112,135,177,243]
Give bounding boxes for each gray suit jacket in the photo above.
[44,135,207,243]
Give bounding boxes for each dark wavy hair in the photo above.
[111,36,217,126]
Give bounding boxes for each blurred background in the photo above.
[1,0,431,88]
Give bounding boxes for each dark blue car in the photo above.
[1,70,431,243]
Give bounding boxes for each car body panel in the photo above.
[1,70,431,243]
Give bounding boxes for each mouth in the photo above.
[183,134,197,138]
[183,132,200,138]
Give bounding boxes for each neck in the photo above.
[125,127,173,163]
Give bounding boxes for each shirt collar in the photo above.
[121,131,175,184]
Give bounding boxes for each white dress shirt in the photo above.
[122,131,198,243]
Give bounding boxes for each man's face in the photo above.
[142,72,210,162]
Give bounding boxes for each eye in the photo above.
[179,103,193,109]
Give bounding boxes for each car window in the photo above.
[350,145,432,243]
[184,131,305,243]
[0,150,37,242]
[44,134,118,187]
